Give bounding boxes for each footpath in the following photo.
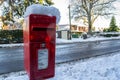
[0,36,120,48]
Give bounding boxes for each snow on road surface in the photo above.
[0,51,120,80]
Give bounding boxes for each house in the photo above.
[56,24,88,39]
[71,25,88,33]
[57,24,88,33]
[57,24,70,31]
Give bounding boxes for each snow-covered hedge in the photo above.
[24,4,61,23]
[99,32,120,37]
[0,30,23,44]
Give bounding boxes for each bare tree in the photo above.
[71,0,117,34]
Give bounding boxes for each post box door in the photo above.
[30,42,55,79]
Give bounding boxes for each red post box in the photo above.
[23,14,56,80]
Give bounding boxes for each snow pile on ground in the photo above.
[50,51,120,80]
[24,4,61,23]
[0,51,120,80]
[0,43,23,48]
[0,71,28,80]
[56,36,120,44]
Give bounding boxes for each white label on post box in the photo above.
[38,49,48,70]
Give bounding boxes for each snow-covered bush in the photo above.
[24,4,61,23]
[0,30,23,44]
[81,32,88,39]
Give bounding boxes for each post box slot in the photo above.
[32,28,53,31]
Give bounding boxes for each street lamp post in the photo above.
[68,4,72,40]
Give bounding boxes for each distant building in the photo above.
[57,24,70,31]
[71,25,88,32]
[57,24,107,33]
[58,24,88,33]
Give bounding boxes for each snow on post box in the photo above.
[23,14,56,80]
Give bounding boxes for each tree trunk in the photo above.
[88,15,92,34]
[87,2,92,35]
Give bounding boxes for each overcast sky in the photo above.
[53,0,120,28]
[0,0,120,28]
[52,0,69,24]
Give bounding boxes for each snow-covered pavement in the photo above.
[0,36,120,80]
[50,51,120,80]
[56,36,120,44]
[0,51,120,80]
[0,36,120,48]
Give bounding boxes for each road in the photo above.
[0,39,120,74]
